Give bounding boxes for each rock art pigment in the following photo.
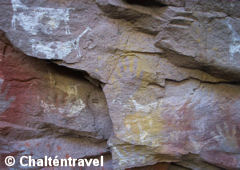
[0,0,240,169]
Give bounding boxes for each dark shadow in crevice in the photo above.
[47,60,103,87]
[123,0,167,7]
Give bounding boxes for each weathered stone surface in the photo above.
[0,0,240,169]
[104,55,240,169]
[0,39,113,168]
[155,1,240,81]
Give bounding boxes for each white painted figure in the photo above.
[31,27,91,59]
[11,0,71,35]
[226,20,240,60]
[11,0,92,60]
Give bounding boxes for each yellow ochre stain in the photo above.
[124,112,163,143]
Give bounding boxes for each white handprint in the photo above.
[212,122,240,153]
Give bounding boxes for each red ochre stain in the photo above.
[35,143,40,147]
[46,144,51,148]
[57,145,62,151]
[65,153,70,159]
[24,142,31,148]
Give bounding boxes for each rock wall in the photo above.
[0,0,240,169]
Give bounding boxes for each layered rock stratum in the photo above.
[0,0,240,169]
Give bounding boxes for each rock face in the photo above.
[0,0,240,169]
[0,37,113,168]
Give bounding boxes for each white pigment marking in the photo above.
[40,98,86,117]
[31,27,91,59]
[66,99,86,117]
[226,20,240,59]
[131,99,158,113]
[0,79,15,114]
[11,0,71,35]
